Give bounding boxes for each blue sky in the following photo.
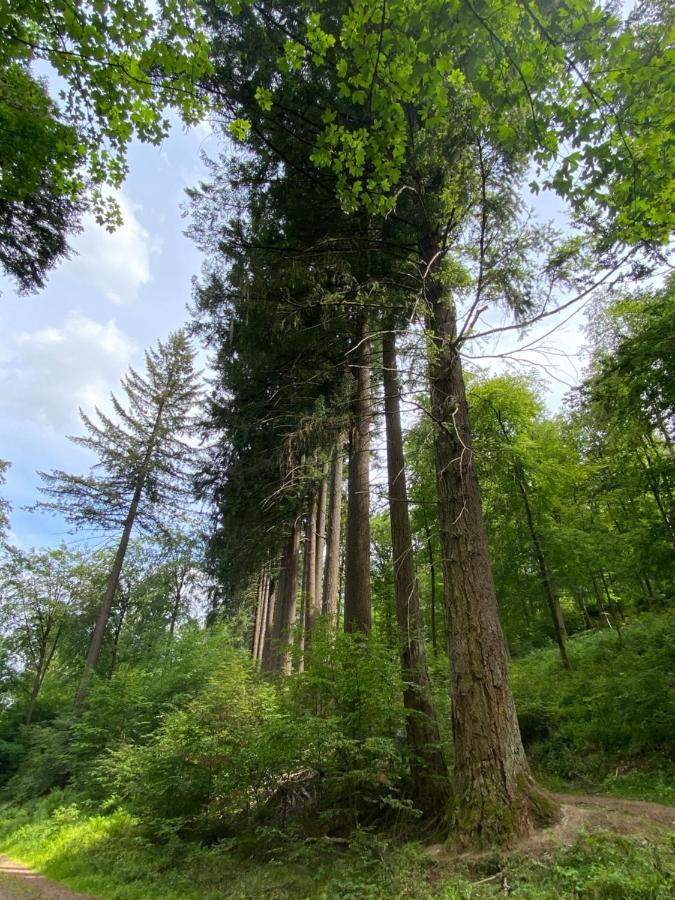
[1,116,591,551]
[0,121,220,549]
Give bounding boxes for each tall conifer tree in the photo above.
[36,331,200,701]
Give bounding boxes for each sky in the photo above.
[0,121,219,549]
[0,115,590,551]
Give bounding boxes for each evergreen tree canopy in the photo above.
[36,331,201,535]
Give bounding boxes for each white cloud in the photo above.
[0,313,136,431]
[60,191,156,304]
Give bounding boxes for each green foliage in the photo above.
[492,832,675,899]
[0,799,673,898]
[90,627,409,836]
[35,331,200,535]
[0,1,210,210]
[99,647,279,830]
[220,0,673,243]
[512,611,675,801]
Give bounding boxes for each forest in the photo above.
[0,0,673,897]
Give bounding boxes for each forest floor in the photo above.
[426,792,675,873]
[0,857,90,900]
[432,792,675,859]
[0,792,673,898]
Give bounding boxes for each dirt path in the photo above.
[426,792,675,864]
[0,858,91,900]
[522,792,675,855]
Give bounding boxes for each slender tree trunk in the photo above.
[515,475,570,669]
[168,569,187,639]
[322,435,344,624]
[260,576,277,672]
[297,537,307,674]
[315,468,327,604]
[643,575,655,604]
[252,569,264,658]
[638,448,675,548]
[258,568,271,662]
[383,331,448,812]
[425,253,556,845]
[252,567,269,662]
[599,571,623,645]
[25,624,61,726]
[344,320,372,633]
[109,593,129,677]
[75,398,167,709]
[75,485,142,708]
[573,590,593,629]
[270,520,301,674]
[591,574,610,625]
[303,491,319,659]
[422,512,438,656]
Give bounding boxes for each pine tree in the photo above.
[36,330,200,702]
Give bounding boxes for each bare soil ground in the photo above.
[0,858,90,900]
[426,792,675,865]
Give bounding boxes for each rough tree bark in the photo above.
[382,330,448,812]
[322,435,344,625]
[424,240,557,845]
[344,321,372,633]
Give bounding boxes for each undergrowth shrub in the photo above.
[91,629,414,838]
[511,610,675,786]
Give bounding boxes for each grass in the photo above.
[0,800,457,899]
[0,797,673,898]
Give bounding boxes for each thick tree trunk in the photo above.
[425,258,556,845]
[270,520,301,674]
[344,321,372,633]
[515,475,570,669]
[382,330,448,812]
[260,576,277,672]
[322,436,344,624]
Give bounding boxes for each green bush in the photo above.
[511,610,675,793]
